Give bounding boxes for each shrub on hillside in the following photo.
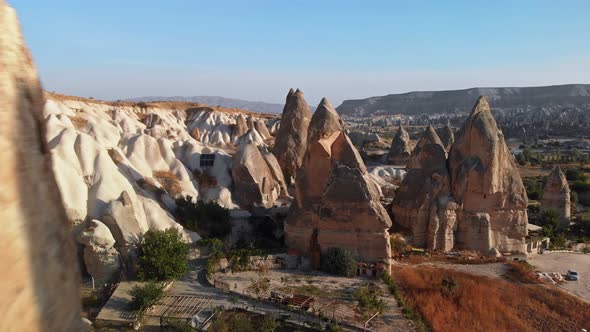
[321,247,357,277]
[137,229,189,281]
[522,176,544,200]
[353,284,386,313]
[129,282,165,311]
[175,196,231,238]
[153,170,183,197]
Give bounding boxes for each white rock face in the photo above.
[76,220,121,282]
[43,96,273,269]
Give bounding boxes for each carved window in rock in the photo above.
[200,154,216,168]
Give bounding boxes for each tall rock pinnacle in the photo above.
[387,124,412,165]
[273,88,312,177]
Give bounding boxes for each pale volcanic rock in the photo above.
[102,191,145,246]
[254,119,271,140]
[273,88,312,176]
[236,128,267,147]
[231,143,283,209]
[436,124,455,151]
[0,2,83,328]
[232,114,249,142]
[392,126,457,250]
[286,98,392,264]
[541,165,571,228]
[387,124,412,165]
[449,96,528,253]
[77,220,121,282]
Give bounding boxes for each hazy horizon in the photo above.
[12,0,590,106]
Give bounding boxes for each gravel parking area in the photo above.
[528,252,590,302]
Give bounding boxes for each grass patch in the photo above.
[392,266,590,332]
[69,115,88,129]
[504,261,542,284]
[382,273,429,332]
[153,170,183,197]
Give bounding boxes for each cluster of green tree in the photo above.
[565,168,589,207]
[174,196,231,238]
[199,238,267,278]
[320,247,358,277]
[516,146,590,166]
[522,176,545,201]
[353,284,386,314]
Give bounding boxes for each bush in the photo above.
[153,170,182,197]
[353,285,386,313]
[175,196,231,238]
[540,208,562,236]
[522,177,544,200]
[565,168,588,182]
[129,282,164,311]
[320,247,357,277]
[138,229,189,281]
[572,180,590,193]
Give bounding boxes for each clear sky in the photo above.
[11,0,590,106]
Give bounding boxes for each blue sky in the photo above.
[11,0,590,105]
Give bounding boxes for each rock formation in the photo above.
[449,96,528,253]
[392,97,528,254]
[254,119,271,140]
[0,1,82,329]
[77,220,121,282]
[541,165,571,228]
[436,124,455,151]
[387,124,412,165]
[286,98,392,265]
[232,114,249,142]
[231,143,286,209]
[273,89,312,177]
[392,126,458,250]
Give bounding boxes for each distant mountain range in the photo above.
[126,96,285,114]
[336,84,590,117]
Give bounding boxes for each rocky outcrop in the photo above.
[232,114,249,142]
[392,126,458,251]
[542,166,571,228]
[286,98,392,265]
[273,89,312,177]
[77,220,121,282]
[436,125,455,151]
[387,125,412,165]
[231,143,285,209]
[449,96,528,253]
[254,119,271,140]
[392,97,528,254]
[0,1,82,329]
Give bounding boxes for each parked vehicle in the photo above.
[566,270,580,281]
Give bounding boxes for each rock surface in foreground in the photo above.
[0,1,82,329]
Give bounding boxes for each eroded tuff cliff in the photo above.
[387,124,412,165]
[542,165,571,228]
[393,97,528,254]
[449,96,528,253]
[273,89,312,177]
[286,98,392,265]
[0,1,82,329]
[392,126,458,251]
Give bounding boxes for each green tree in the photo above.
[138,229,189,281]
[258,315,279,332]
[129,282,164,311]
[321,247,358,277]
[540,208,561,236]
[353,285,386,313]
[175,196,231,238]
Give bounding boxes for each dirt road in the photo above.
[528,252,590,302]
